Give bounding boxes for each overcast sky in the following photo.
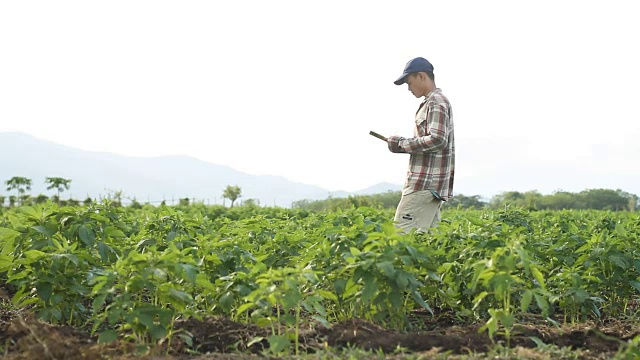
[1,0,639,197]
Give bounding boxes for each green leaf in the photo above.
[389,290,403,308]
[51,293,64,305]
[52,253,79,266]
[534,293,550,316]
[529,336,546,348]
[361,279,378,304]
[0,255,13,272]
[282,313,296,326]
[399,255,413,265]
[268,335,290,354]
[196,274,217,291]
[32,225,53,237]
[501,312,515,328]
[376,261,396,278]
[98,330,118,343]
[51,308,62,321]
[24,250,45,260]
[521,289,533,312]
[303,271,319,284]
[0,228,21,243]
[630,280,640,293]
[20,206,40,220]
[178,333,193,347]
[574,289,588,303]
[136,311,155,329]
[316,289,338,302]
[105,227,126,238]
[236,302,254,316]
[472,291,489,310]
[411,290,433,315]
[609,254,629,269]
[36,282,53,303]
[219,292,234,313]
[136,238,156,249]
[427,271,441,282]
[178,263,198,284]
[169,289,193,305]
[395,272,409,289]
[93,294,107,313]
[51,237,64,250]
[614,223,627,237]
[157,308,174,327]
[311,298,327,317]
[97,242,117,262]
[282,288,302,311]
[78,225,96,247]
[480,313,498,339]
[312,315,331,328]
[361,258,374,270]
[530,266,546,289]
[575,243,591,253]
[149,325,167,340]
[334,279,347,296]
[247,336,265,347]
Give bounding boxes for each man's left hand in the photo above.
[387,135,404,153]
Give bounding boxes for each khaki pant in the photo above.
[393,190,443,233]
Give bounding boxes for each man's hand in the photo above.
[387,135,405,153]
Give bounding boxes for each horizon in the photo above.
[1,131,638,204]
[1,1,639,198]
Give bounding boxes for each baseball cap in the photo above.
[393,57,434,85]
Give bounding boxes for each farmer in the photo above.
[387,57,455,233]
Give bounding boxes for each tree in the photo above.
[5,177,32,206]
[45,177,72,202]
[580,189,629,211]
[444,194,487,209]
[540,191,582,210]
[243,198,260,207]
[34,194,49,204]
[629,195,639,211]
[222,185,242,208]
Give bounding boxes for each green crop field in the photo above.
[1,202,640,359]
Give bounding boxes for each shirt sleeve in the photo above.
[399,103,450,153]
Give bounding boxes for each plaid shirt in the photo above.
[390,88,455,199]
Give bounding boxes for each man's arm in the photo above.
[398,103,451,153]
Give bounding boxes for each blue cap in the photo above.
[393,57,434,85]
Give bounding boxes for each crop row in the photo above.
[1,203,639,353]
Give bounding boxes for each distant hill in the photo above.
[0,132,401,207]
[353,182,401,195]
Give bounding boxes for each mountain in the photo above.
[353,182,402,195]
[0,132,400,207]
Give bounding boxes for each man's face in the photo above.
[406,73,423,98]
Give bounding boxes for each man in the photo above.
[387,57,455,233]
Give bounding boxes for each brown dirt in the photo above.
[0,306,637,359]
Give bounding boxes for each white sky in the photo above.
[1,0,639,195]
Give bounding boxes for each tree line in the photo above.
[1,176,74,207]
[0,176,246,209]
[292,189,639,212]
[3,175,637,212]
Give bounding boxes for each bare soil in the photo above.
[0,297,637,360]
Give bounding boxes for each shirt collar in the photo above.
[423,88,442,102]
